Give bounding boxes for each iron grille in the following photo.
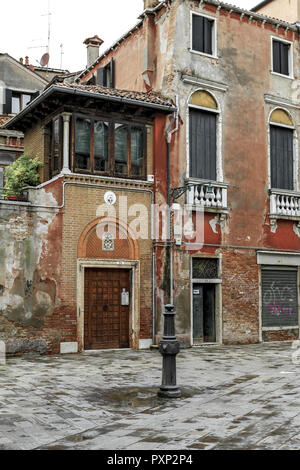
[192,258,218,279]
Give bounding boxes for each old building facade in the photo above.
[0,53,48,194]
[77,0,300,346]
[3,83,174,354]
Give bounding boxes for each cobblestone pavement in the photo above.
[0,342,300,450]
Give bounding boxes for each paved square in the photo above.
[0,342,300,450]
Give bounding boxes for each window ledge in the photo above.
[189,49,218,60]
[262,326,299,331]
[270,71,294,80]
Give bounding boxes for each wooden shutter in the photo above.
[262,269,298,327]
[189,108,217,180]
[110,59,115,88]
[270,125,293,190]
[3,89,12,114]
[280,42,289,75]
[203,18,213,55]
[192,15,204,52]
[273,40,281,73]
[273,40,289,75]
[97,67,107,86]
[192,15,213,54]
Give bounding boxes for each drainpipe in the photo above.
[165,96,179,306]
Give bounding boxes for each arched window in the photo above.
[189,90,219,181]
[269,109,294,190]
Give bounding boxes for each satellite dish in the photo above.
[40,53,50,67]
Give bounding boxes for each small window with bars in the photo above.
[191,13,216,56]
[192,258,219,279]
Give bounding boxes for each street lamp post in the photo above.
[158,304,181,398]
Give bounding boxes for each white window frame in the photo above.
[190,11,218,59]
[270,36,294,80]
[186,88,223,182]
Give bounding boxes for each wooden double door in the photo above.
[84,268,130,350]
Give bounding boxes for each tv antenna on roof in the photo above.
[41,0,52,63]
[60,44,64,69]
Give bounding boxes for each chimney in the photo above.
[25,56,29,66]
[83,35,104,67]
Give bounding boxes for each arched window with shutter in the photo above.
[188,90,219,181]
[269,109,295,191]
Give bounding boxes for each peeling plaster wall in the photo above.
[79,0,300,344]
[0,188,62,355]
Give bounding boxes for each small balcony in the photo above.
[269,189,300,223]
[186,179,228,213]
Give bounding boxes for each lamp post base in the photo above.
[158,386,181,399]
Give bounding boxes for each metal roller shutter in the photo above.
[262,268,298,327]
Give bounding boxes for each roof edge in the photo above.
[76,0,298,83]
[4,84,176,130]
[251,0,274,12]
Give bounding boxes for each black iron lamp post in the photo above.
[158,304,181,398]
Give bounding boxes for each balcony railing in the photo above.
[186,179,228,211]
[269,189,300,219]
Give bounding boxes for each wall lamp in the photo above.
[170,181,214,202]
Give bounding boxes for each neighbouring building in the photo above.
[0,53,48,194]
[2,81,175,354]
[75,0,300,346]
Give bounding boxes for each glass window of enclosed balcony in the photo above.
[51,116,62,176]
[50,114,147,179]
[70,115,147,179]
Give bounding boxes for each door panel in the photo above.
[84,268,130,350]
[193,284,216,343]
[193,285,204,341]
[203,285,216,342]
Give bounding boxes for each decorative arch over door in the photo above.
[77,216,140,260]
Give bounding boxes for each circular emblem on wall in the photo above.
[104,191,116,206]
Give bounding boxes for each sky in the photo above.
[1,0,256,73]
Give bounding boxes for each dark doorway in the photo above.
[193,284,216,343]
[84,268,130,350]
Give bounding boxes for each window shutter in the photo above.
[270,125,293,190]
[273,40,280,73]
[110,59,115,88]
[97,67,107,86]
[273,40,289,75]
[192,15,204,52]
[280,42,289,75]
[3,89,12,114]
[189,108,216,180]
[203,18,213,55]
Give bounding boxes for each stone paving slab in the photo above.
[0,342,300,449]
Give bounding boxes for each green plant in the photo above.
[4,154,43,198]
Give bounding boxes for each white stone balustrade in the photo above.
[186,180,228,210]
[270,189,300,218]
